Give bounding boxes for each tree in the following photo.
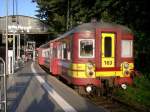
[105,0,150,73]
[33,0,150,73]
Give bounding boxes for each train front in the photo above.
[70,22,134,94]
[95,23,134,89]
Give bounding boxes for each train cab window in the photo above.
[121,40,133,57]
[79,39,95,58]
[104,37,112,57]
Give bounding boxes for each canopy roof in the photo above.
[0,15,49,34]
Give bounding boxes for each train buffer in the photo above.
[6,61,107,112]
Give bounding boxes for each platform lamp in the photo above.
[4,0,8,112]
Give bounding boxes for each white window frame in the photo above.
[121,40,133,58]
[79,39,95,58]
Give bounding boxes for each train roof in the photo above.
[39,21,132,47]
[74,21,132,34]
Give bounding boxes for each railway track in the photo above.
[82,93,149,112]
[41,66,149,112]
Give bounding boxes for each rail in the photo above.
[0,57,7,112]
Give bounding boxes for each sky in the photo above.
[0,0,38,17]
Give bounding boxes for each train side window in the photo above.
[57,45,61,59]
[53,48,57,58]
[50,45,53,58]
[67,41,71,60]
[62,43,67,60]
[79,39,95,58]
[121,40,133,58]
[68,51,71,60]
[104,37,112,57]
[42,50,45,57]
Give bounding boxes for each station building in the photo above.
[0,15,49,74]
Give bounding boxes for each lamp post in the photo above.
[5,0,8,75]
[4,0,8,111]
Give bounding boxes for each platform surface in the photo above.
[7,61,107,112]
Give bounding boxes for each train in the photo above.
[37,21,135,94]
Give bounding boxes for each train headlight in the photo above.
[87,63,95,76]
[86,85,92,93]
[121,84,127,90]
[124,62,129,69]
[87,63,94,70]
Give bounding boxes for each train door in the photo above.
[101,33,115,68]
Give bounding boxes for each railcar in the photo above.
[37,43,50,67]
[38,21,135,94]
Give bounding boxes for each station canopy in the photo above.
[0,15,49,34]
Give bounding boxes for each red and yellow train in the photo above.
[37,21,134,94]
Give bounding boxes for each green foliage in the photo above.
[33,0,150,74]
[115,76,150,107]
[134,76,150,90]
[33,0,118,37]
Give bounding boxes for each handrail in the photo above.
[0,57,7,112]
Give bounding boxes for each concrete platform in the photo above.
[7,61,107,112]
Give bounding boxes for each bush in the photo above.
[114,75,150,107]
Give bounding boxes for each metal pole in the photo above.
[13,0,15,15]
[5,0,8,75]
[16,34,20,60]
[24,34,26,56]
[18,34,20,59]
[3,60,7,112]
[17,35,18,59]
[16,0,18,21]
[4,0,8,111]
[13,34,15,73]
[33,42,35,61]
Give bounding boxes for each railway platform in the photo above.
[6,61,107,112]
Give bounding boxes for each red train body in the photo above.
[37,43,50,67]
[38,22,135,93]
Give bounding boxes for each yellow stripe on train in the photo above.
[96,62,134,78]
[70,62,134,78]
[71,63,95,78]
[95,71,124,77]
[72,63,86,71]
